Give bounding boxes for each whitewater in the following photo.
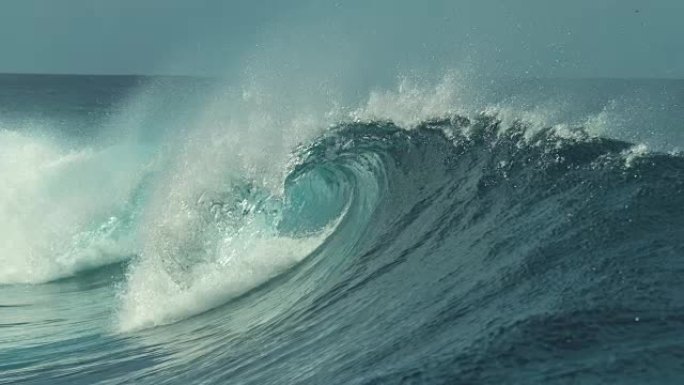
[0,73,683,384]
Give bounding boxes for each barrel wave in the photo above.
[2,89,684,384]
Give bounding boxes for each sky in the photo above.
[0,0,682,78]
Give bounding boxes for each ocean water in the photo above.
[0,74,683,384]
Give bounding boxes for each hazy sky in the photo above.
[0,0,681,78]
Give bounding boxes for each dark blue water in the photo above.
[1,75,683,384]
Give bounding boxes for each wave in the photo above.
[111,108,682,331]
[3,98,684,382]
[115,115,683,383]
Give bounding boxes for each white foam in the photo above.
[622,143,650,168]
[117,223,331,332]
[349,74,590,144]
[350,73,471,128]
[0,130,151,284]
[113,78,343,331]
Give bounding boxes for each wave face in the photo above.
[1,76,684,384]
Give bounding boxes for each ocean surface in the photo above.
[0,74,683,384]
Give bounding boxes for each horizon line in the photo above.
[0,72,682,81]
